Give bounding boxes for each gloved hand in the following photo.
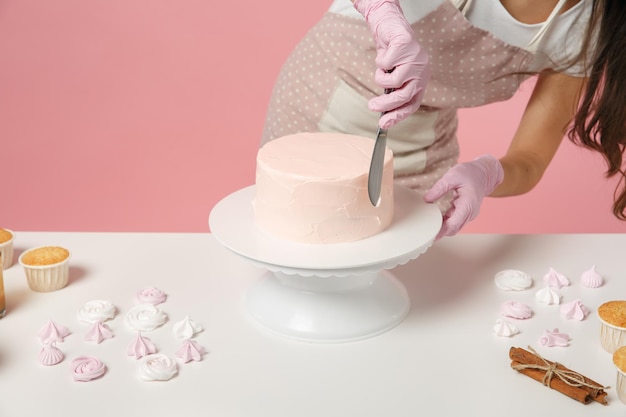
[424,155,504,238]
[353,0,431,129]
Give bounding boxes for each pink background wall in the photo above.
[2,0,625,234]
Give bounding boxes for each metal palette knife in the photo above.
[367,86,394,206]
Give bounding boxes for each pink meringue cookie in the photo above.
[84,321,114,343]
[560,299,590,321]
[493,319,519,337]
[581,266,604,288]
[38,320,71,344]
[128,333,157,359]
[500,301,533,320]
[539,328,570,347]
[39,342,64,366]
[494,270,533,291]
[543,268,570,289]
[70,356,106,382]
[176,339,207,363]
[135,287,167,306]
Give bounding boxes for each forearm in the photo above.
[491,72,585,197]
[495,153,549,197]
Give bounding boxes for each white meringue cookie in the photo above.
[535,286,561,305]
[172,315,203,339]
[124,303,167,332]
[494,270,533,291]
[493,319,519,337]
[77,300,116,324]
[137,354,178,381]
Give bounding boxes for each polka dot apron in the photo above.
[261,0,568,195]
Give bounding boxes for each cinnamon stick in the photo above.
[509,346,608,405]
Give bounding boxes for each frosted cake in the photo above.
[254,132,394,244]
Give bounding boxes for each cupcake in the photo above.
[19,246,71,292]
[597,300,626,353]
[612,346,626,404]
[0,228,15,270]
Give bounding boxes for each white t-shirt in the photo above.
[328,0,592,76]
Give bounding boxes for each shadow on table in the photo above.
[393,234,527,312]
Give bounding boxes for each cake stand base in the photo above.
[245,270,410,343]
[209,185,441,344]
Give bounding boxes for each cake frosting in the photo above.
[500,301,532,319]
[560,299,589,320]
[135,287,167,305]
[254,132,394,244]
[77,300,116,324]
[494,269,533,291]
[84,321,114,343]
[535,286,560,305]
[128,333,157,359]
[39,320,71,344]
[137,354,178,381]
[173,315,203,339]
[124,303,167,332]
[39,342,64,366]
[176,339,206,363]
[542,267,570,289]
[70,356,106,382]
[539,328,570,347]
[581,265,604,288]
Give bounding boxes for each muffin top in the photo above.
[0,229,13,244]
[21,246,70,266]
[613,346,626,372]
[598,301,626,327]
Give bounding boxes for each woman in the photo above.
[261,0,625,238]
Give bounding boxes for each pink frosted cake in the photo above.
[254,132,394,244]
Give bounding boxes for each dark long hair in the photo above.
[570,0,626,219]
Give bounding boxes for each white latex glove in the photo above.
[424,155,504,238]
[353,0,431,129]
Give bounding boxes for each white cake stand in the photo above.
[209,185,442,343]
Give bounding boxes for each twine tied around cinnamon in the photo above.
[512,346,609,391]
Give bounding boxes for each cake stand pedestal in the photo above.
[209,185,441,343]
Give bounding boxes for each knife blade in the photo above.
[367,86,394,206]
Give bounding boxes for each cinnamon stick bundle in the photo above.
[509,346,608,405]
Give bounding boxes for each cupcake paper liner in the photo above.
[0,230,15,270]
[598,318,626,353]
[19,247,70,292]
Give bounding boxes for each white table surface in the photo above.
[1,232,625,416]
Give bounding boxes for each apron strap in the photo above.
[452,0,473,14]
